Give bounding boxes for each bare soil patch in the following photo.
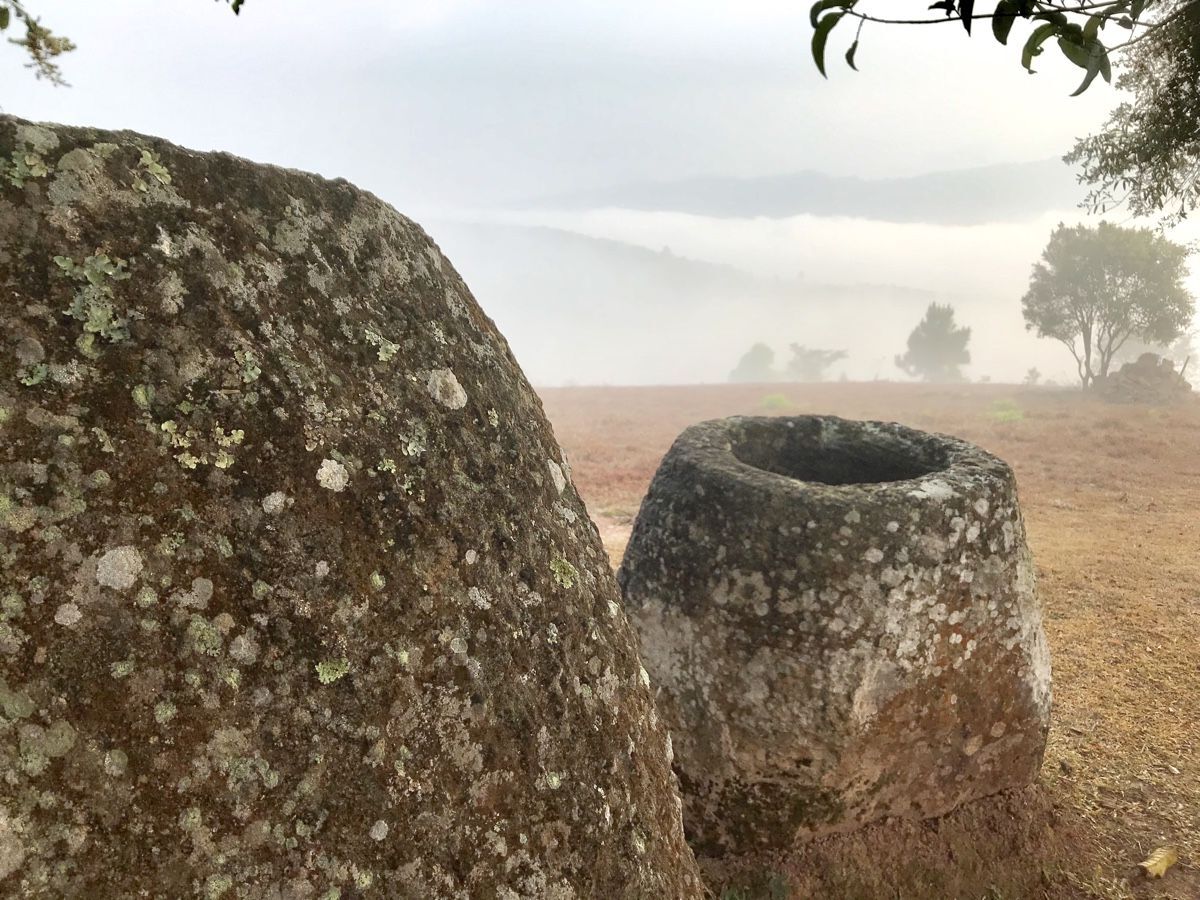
[540,383,1200,900]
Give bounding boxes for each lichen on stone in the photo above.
[425,367,468,409]
[550,556,578,589]
[315,658,351,684]
[316,458,350,492]
[0,114,702,899]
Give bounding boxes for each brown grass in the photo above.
[540,383,1200,900]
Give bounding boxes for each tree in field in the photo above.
[809,1,1200,224]
[785,345,848,382]
[1021,222,1193,388]
[730,343,778,383]
[895,303,971,382]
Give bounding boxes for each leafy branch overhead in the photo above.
[0,0,245,84]
[810,1,1169,96]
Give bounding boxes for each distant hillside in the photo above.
[516,159,1083,225]
[428,221,943,386]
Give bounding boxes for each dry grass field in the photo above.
[539,383,1200,900]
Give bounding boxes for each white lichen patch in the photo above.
[261,491,288,514]
[229,632,260,665]
[316,458,349,492]
[467,587,492,610]
[103,748,129,777]
[425,368,467,409]
[369,820,389,841]
[547,460,567,494]
[95,545,144,590]
[908,478,956,502]
[54,602,82,627]
[175,577,214,610]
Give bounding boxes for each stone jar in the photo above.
[0,115,702,898]
[619,415,1052,854]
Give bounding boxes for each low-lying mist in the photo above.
[436,208,1200,388]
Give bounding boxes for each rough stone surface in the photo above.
[0,116,703,898]
[619,415,1052,854]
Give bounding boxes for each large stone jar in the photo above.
[619,415,1052,854]
[0,115,702,898]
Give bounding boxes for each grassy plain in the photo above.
[540,383,1200,900]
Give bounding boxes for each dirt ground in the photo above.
[539,383,1200,900]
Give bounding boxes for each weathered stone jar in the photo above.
[619,415,1052,854]
[0,116,703,898]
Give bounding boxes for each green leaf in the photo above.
[959,0,975,34]
[1021,22,1059,72]
[809,1,849,29]
[811,12,844,78]
[1083,13,1105,43]
[845,39,859,71]
[1070,42,1110,96]
[0,7,10,31]
[1033,10,1068,27]
[1058,36,1092,69]
[992,0,1019,45]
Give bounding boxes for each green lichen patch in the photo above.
[315,657,351,684]
[55,252,133,356]
[133,148,171,192]
[2,148,51,188]
[550,556,578,589]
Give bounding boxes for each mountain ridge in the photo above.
[510,158,1084,225]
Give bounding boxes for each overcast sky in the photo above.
[3,0,1117,210]
[6,2,1193,385]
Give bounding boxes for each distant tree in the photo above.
[785,344,848,382]
[1021,221,1194,388]
[1023,366,1042,386]
[895,303,971,382]
[730,343,778,383]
